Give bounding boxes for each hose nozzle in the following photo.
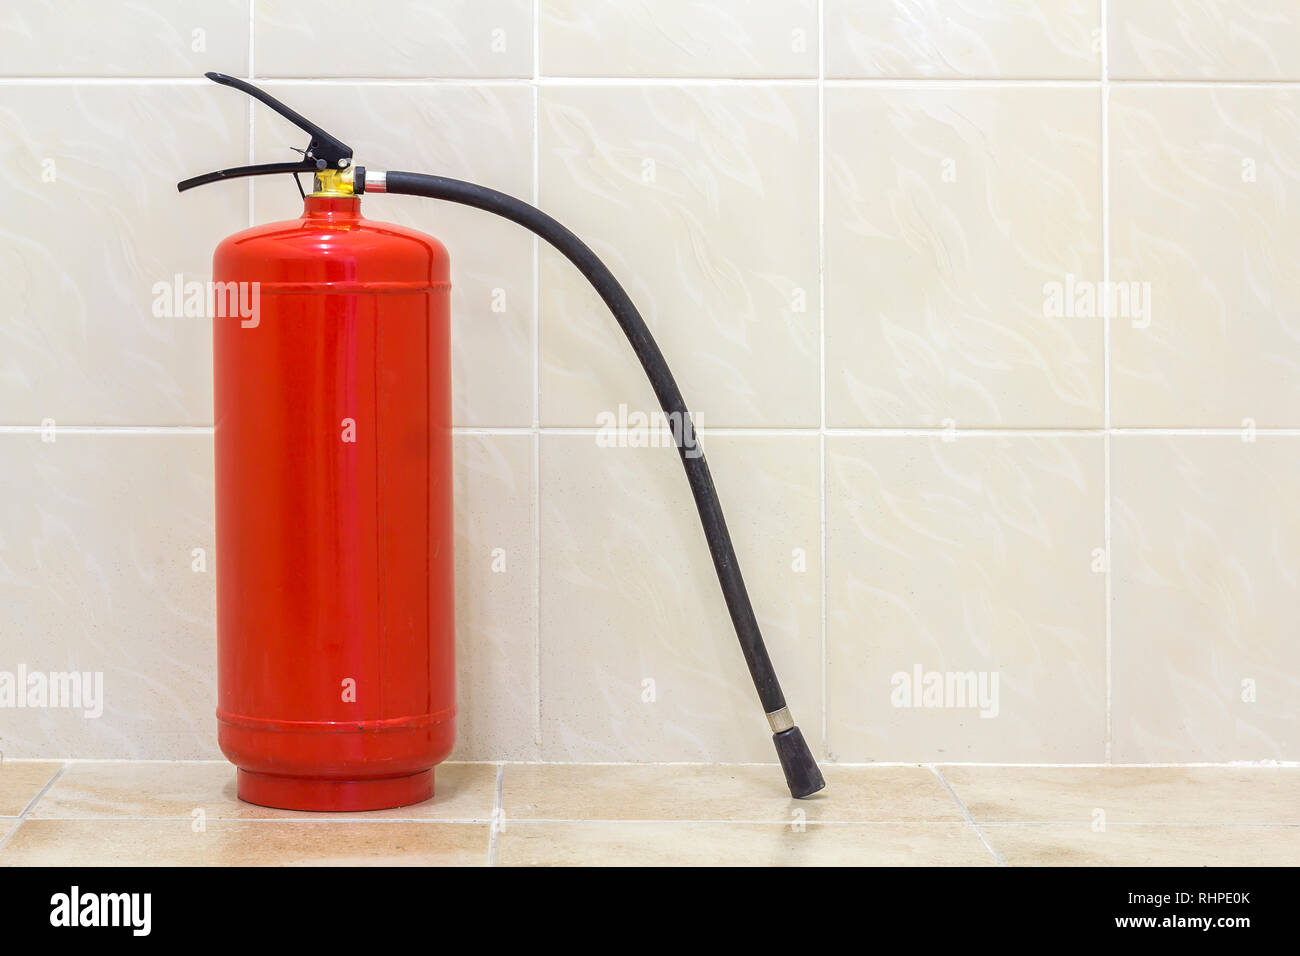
[767,708,825,798]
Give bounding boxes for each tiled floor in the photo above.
[0,761,1295,866]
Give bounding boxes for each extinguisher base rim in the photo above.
[236,768,435,813]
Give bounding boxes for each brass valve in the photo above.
[310,167,357,197]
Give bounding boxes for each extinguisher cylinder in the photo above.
[212,195,455,812]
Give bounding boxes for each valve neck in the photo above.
[302,195,361,219]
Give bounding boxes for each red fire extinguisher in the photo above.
[180,74,823,811]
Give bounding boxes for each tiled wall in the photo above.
[1,1,1296,764]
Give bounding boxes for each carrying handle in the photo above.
[177,73,353,192]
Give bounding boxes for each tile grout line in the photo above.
[8,77,1300,88]
[11,816,498,824]
[976,821,1300,829]
[6,815,1295,827]
[0,762,68,854]
[511,819,1298,828]
[247,0,255,229]
[10,425,1300,437]
[531,0,543,758]
[254,427,1300,436]
[9,758,1298,768]
[1101,0,1113,765]
[817,0,828,758]
[487,762,505,866]
[930,765,1005,866]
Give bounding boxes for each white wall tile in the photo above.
[0,86,246,426]
[825,88,1103,427]
[0,0,248,76]
[1112,437,1300,761]
[1110,87,1300,427]
[826,436,1106,762]
[453,434,538,760]
[540,85,819,428]
[826,0,1100,79]
[0,434,217,758]
[539,434,821,762]
[252,82,535,427]
[542,0,817,77]
[1111,0,1300,80]
[255,0,532,78]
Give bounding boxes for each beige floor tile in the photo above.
[501,763,962,823]
[0,762,63,816]
[986,824,1300,867]
[0,819,488,867]
[499,821,992,866]
[942,766,1300,825]
[31,761,498,821]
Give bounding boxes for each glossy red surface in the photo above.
[212,196,454,811]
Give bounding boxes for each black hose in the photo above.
[368,169,824,798]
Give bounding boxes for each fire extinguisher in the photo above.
[179,73,823,810]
